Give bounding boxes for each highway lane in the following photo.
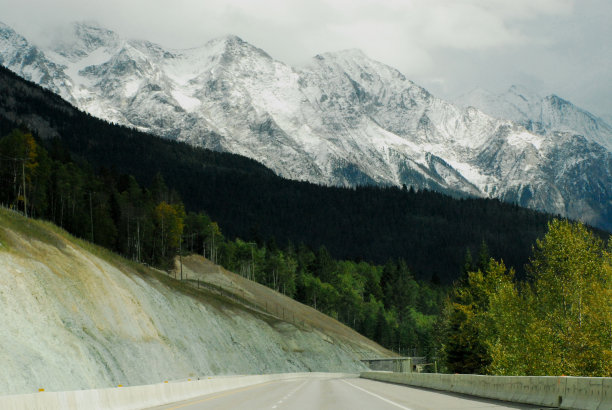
[150,375,547,410]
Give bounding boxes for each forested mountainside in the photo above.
[1,21,611,232]
[0,65,566,284]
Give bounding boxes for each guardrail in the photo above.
[0,372,357,410]
[361,371,611,410]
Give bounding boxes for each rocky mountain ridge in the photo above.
[456,85,612,151]
[1,22,610,230]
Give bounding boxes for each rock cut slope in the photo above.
[0,209,382,396]
[1,22,611,230]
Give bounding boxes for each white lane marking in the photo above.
[342,379,413,410]
[271,380,308,409]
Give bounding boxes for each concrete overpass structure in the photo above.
[360,357,424,373]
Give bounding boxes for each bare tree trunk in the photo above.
[160,216,165,258]
[136,219,141,262]
[60,195,64,228]
[50,190,55,223]
[89,192,94,242]
[211,233,215,263]
[127,214,131,258]
[179,237,183,280]
[22,161,27,217]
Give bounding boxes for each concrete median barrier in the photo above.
[562,377,603,410]
[0,372,356,410]
[599,377,612,410]
[361,372,610,410]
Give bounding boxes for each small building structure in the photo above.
[360,357,426,373]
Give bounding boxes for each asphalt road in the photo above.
[150,376,546,410]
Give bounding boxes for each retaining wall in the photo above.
[0,372,356,410]
[361,371,611,410]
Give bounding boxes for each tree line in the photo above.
[0,129,443,354]
[217,239,446,355]
[0,129,198,267]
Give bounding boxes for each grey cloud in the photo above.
[0,0,610,118]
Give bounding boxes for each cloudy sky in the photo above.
[1,0,611,119]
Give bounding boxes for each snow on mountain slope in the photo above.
[0,22,71,98]
[457,85,612,151]
[1,22,610,230]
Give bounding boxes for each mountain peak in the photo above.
[314,49,376,66]
[462,87,493,99]
[49,21,120,60]
[221,34,245,44]
[507,84,542,101]
[456,84,612,151]
[508,84,531,94]
[200,34,272,61]
[321,48,368,59]
[71,21,119,45]
[311,48,412,87]
[0,21,22,40]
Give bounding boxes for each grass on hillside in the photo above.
[0,208,317,327]
[0,207,392,357]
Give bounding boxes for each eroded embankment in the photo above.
[0,210,381,395]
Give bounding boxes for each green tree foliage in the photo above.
[440,220,612,376]
[264,248,297,296]
[215,236,445,355]
[517,220,612,376]
[117,176,151,261]
[184,211,212,255]
[0,129,48,216]
[154,201,185,266]
[438,262,501,374]
[0,130,191,268]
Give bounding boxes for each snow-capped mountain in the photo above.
[456,85,612,151]
[0,22,71,97]
[1,22,611,230]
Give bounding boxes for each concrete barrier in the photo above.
[599,377,612,410]
[562,377,603,410]
[0,372,356,410]
[361,372,611,410]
